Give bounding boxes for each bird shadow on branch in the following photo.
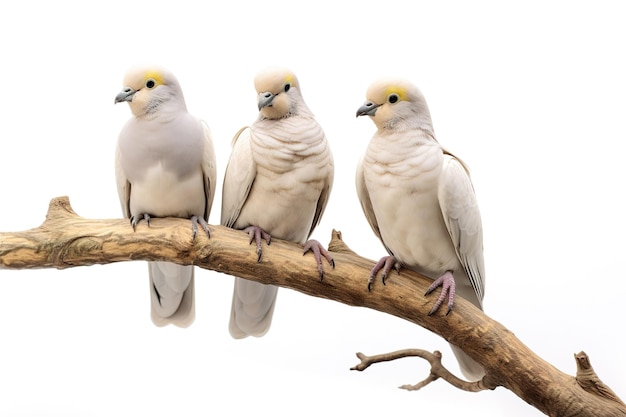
[0,196,625,417]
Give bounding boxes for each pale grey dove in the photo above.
[356,77,486,380]
[115,65,216,327]
[221,67,334,339]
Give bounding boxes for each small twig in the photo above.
[350,349,494,392]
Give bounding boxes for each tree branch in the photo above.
[1,196,624,417]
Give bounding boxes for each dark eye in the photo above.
[284,83,291,93]
[388,94,399,104]
[145,79,156,89]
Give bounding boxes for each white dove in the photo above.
[221,67,334,339]
[115,65,216,327]
[356,77,485,380]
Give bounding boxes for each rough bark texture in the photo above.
[0,196,624,417]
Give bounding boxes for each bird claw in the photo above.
[302,239,335,282]
[368,255,399,290]
[130,213,151,230]
[243,226,271,262]
[191,216,211,240]
[425,271,456,316]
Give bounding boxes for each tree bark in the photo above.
[0,196,624,417]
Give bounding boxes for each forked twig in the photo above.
[351,349,496,392]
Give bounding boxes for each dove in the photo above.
[221,67,334,339]
[355,77,486,380]
[114,65,216,327]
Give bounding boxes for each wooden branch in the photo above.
[1,196,625,417]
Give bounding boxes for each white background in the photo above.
[1,1,624,416]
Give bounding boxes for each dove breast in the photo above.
[362,130,458,278]
[117,113,207,219]
[232,117,332,243]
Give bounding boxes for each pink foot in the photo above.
[425,271,456,316]
[368,255,401,291]
[243,226,271,262]
[302,239,335,281]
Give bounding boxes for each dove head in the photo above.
[115,65,186,118]
[356,78,433,133]
[254,67,303,120]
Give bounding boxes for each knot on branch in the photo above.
[575,351,625,406]
[45,196,79,223]
[327,229,356,255]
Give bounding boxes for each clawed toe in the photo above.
[243,226,271,262]
[130,213,151,230]
[303,239,335,281]
[425,271,456,316]
[368,256,400,291]
[191,216,211,240]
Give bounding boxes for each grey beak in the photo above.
[356,101,381,117]
[115,87,137,104]
[258,92,276,110]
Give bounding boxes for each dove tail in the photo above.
[149,261,195,328]
[229,278,278,339]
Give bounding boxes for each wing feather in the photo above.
[114,143,131,219]
[201,121,217,221]
[356,156,387,248]
[307,153,334,239]
[438,154,485,303]
[220,127,257,227]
